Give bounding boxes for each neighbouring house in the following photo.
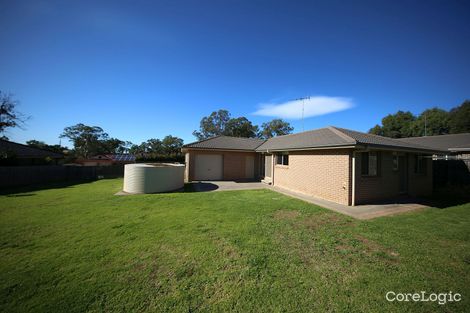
[399,133,470,185]
[398,133,470,160]
[0,139,64,166]
[76,154,136,166]
[182,126,443,206]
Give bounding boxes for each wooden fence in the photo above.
[0,165,124,189]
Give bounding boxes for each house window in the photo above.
[392,153,399,171]
[361,151,378,176]
[414,155,427,175]
[276,153,289,166]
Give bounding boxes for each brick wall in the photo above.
[186,149,259,181]
[354,151,433,204]
[273,150,352,205]
[408,154,433,197]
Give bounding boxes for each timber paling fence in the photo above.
[0,165,124,189]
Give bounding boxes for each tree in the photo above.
[224,117,259,138]
[60,123,109,158]
[101,138,131,154]
[368,111,415,138]
[161,135,184,154]
[129,143,148,156]
[449,100,470,134]
[26,140,67,154]
[368,125,384,136]
[0,91,29,136]
[146,139,164,154]
[411,108,450,137]
[193,109,231,140]
[258,119,294,139]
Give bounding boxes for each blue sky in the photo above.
[0,0,469,146]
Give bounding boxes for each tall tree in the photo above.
[101,138,131,154]
[368,125,384,136]
[193,109,231,140]
[411,108,450,136]
[129,143,148,156]
[368,111,415,138]
[449,100,470,134]
[0,91,29,136]
[146,138,164,154]
[258,119,294,139]
[224,117,259,138]
[161,135,184,154]
[60,123,109,158]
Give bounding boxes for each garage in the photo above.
[194,154,223,180]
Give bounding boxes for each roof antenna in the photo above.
[302,98,305,132]
[296,96,309,132]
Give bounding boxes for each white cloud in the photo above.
[253,96,354,119]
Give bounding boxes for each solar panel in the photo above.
[112,154,136,162]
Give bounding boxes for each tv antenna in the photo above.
[295,96,310,132]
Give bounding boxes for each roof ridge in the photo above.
[335,126,400,142]
[262,126,333,140]
[327,126,357,144]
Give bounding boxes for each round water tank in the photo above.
[123,163,185,194]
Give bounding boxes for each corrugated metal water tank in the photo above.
[123,163,185,193]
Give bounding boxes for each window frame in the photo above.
[361,151,379,177]
[392,152,399,172]
[414,155,427,175]
[276,153,289,166]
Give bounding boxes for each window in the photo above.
[414,155,427,175]
[361,151,378,176]
[392,153,399,171]
[276,153,289,166]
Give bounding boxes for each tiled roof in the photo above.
[255,127,355,151]
[183,136,266,151]
[0,139,63,158]
[398,133,470,152]
[182,127,444,153]
[331,127,441,152]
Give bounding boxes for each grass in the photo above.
[1,179,469,312]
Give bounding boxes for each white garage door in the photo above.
[194,154,223,180]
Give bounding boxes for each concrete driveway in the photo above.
[190,181,428,220]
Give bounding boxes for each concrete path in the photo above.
[191,181,428,220]
[270,186,428,220]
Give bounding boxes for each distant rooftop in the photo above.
[0,139,63,159]
[398,133,470,152]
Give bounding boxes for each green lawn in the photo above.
[1,179,469,312]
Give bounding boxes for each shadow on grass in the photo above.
[420,186,470,209]
[0,179,95,196]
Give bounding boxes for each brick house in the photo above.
[182,127,442,205]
